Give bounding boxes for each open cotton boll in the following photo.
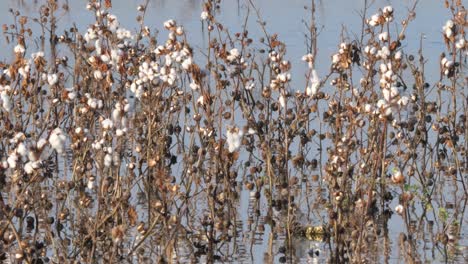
[182,57,192,70]
[16,143,28,158]
[1,91,12,112]
[47,73,58,86]
[7,153,19,169]
[49,128,67,154]
[226,127,244,153]
[104,153,113,167]
[227,48,240,62]
[201,11,209,20]
[101,119,114,130]
[306,70,320,96]
[279,94,286,108]
[24,161,41,174]
[37,138,48,150]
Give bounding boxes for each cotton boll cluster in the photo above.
[138,61,160,82]
[116,28,133,40]
[367,6,393,27]
[106,14,120,32]
[269,51,280,63]
[159,66,177,85]
[227,48,241,62]
[226,126,244,153]
[85,93,104,109]
[382,86,399,103]
[379,62,397,88]
[49,128,67,154]
[130,82,144,99]
[364,45,377,57]
[18,60,31,79]
[331,43,353,70]
[440,56,455,77]
[111,101,130,137]
[377,46,390,60]
[382,6,394,21]
[84,26,98,43]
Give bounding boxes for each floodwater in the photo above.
[0,0,466,263]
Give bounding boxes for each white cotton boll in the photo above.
[445,20,454,28]
[47,74,58,86]
[100,54,110,63]
[123,103,130,112]
[379,32,389,42]
[380,63,388,73]
[456,38,466,50]
[1,91,12,112]
[95,39,102,55]
[390,87,399,99]
[24,161,40,174]
[17,143,27,158]
[14,44,25,54]
[395,204,404,215]
[67,91,76,100]
[384,70,394,80]
[201,11,209,20]
[227,48,240,62]
[226,127,244,153]
[378,46,390,59]
[94,70,103,80]
[190,80,200,90]
[364,46,371,54]
[87,178,95,190]
[383,6,393,14]
[104,153,112,167]
[176,26,184,35]
[197,95,205,106]
[164,19,176,29]
[101,119,113,130]
[279,94,286,108]
[382,88,391,102]
[245,80,255,90]
[306,70,320,96]
[398,96,409,107]
[116,129,125,137]
[394,51,402,60]
[37,138,47,150]
[332,54,340,64]
[49,128,67,154]
[87,98,98,109]
[7,153,18,169]
[445,28,453,38]
[112,108,121,122]
[182,57,192,70]
[364,104,373,113]
[440,57,448,67]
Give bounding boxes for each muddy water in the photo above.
[0,0,466,263]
